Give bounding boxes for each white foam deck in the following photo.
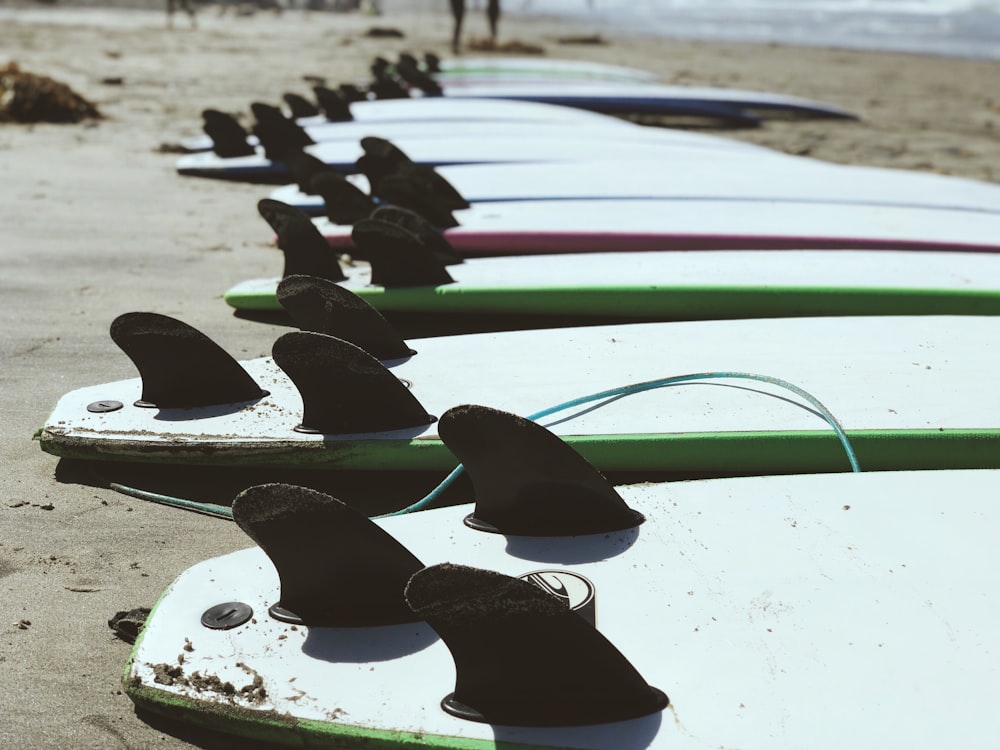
[128,469,1000,749]
[285,154,1000,214]
[315,202,1000,251]
[41,315,999,451]
[234,249,1000,294]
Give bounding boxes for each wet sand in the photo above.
[1,1,999,746]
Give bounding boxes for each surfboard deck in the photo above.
[126,468,1000,749]
[426,81,857,120]
[175,129,772,183]
[38,315,1000,472]
[432,56,662,83]
[277,154,1000,216]
[313,200,1000,255]
[223,249,1000,316]
[177,98,642,153]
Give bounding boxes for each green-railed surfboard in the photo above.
[125,407,1000,748]
[37,293,1000,473]
[224,203,1000,318]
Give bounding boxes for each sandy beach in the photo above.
[2,1,999,746]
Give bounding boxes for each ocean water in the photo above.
[508,0,1000,59]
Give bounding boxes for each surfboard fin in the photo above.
[396,55,443,96]
[282,91,319,120]
[232,483,425,626]
[374,173,460,228]
[201,109,255,158]
[369,206,463,265]
[257,198,347,281]
[351,217,456,288]
[272,331,434,434]
[423,52,442,74]
[405,563,669,726]
[369,67,410,100]
[250,102,314,161]
[283,149,336,194]
[438,405,644,535]
[338,83,368,103]
[276,275,414,361]
[109,312,267,409]
[382,159,471,210]
[309,172,377,225]
[313,85,353,121]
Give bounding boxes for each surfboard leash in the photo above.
[92,371,860,521]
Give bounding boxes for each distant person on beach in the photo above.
[450,0,500,53]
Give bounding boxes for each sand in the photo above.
[1,1,998,746]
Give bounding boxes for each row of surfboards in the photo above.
[40,55,1000,748]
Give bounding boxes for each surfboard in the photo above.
[274,152,1000,217]
[386,55,855,122]
[175,127,775,183]
[430,55,663,84]
[37,308,1000,473]
[427,80,857,120]
[125,456,1000,748]
[227,246,1000,318]
[311,198,1000,255]
[178,97,726,154]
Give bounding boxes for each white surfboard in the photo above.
[175,127,775,182]
[38,315,1000,473]
[178,98,707,153]
[228,248,1000,312]
[126,467,1000,749]
[314,201,1000,255]
[419,80,857,120]
[432,56,662,83]
[277,152,1000,216]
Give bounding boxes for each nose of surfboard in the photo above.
[232,483,425,626]
[405,563,669,726]
[439,404,646,536]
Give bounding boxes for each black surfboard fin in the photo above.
[309,171,377,225]
[423,52,442,73]
[375,173,460,228]
[201,109,255,158]
[272,331,434,434]
[438,405,644,536]
[338,83,368,103]
[233,483,424,626]
[369,68,410,100]
[351,217,455,288]
[396,56,443,96]
[405,563,669,726]
[276,275,414,361]
[397,52,420,70]
[258,198,347,281]
[313,85,353,121]
[282,91,320,120]
[387,159,470,210]
[283,149,336,194]
[369,205,463,265]
[110,312,267,409]
[250,101,314,161]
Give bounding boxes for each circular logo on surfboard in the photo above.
[519,570,596,626]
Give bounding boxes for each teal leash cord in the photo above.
[94,371,860,521]
[378,370,859,517]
